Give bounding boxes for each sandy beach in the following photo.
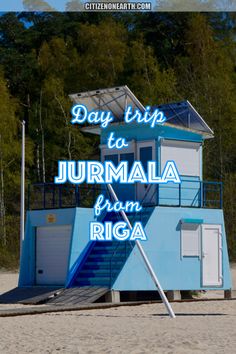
[0,269,236,354]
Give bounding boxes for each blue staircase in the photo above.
[68,207,154,288]
[72,240,133,287]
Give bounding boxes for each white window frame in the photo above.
[136,140,156,203]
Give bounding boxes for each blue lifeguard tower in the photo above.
[19,86,232,302]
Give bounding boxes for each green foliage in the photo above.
[0,12,235,266]
[0,215,20,269]
[126,37,178,104]
[0,69,21,202]
[77,19,128,88]
[0,69,33,264]
[176,14,236,179]
[224,173,236,260]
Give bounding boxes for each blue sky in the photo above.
[0,1,67,11]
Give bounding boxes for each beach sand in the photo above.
[0,269,235,353]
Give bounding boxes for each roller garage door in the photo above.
[36,225,72,285]
[161,139,201,177]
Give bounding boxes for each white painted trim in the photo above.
[136,140,156,202]
[187,100,214,136]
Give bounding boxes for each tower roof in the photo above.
[69,86,214,138]
[155,100,213,137]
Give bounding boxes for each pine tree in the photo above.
[126,37,178,105]
[176,13,236,179]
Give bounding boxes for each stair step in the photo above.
[93,243,128,249]
[81,276,110,283]
[83,262,124,269]
[93,245,118,249]
[92,248,122,254]
[79,269,110,275]
[76,280,110,287]
[78,273,110,278]
[83,262,124,270]
[76,277,111,286]
[95,241,120,246]
[88,254,127,260]
[69,236,135,287]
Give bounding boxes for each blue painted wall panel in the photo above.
[19,205,231,291]
[100,123,203,205]
[101,123,203,145]
[113,206,231,291]
[19,208,94,287]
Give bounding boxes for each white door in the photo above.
[137,141,156,204]
[202,224,222,287]
[36,225,72,285]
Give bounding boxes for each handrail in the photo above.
[29,179,223,187]
[129,184,157,224]
[107,183,176,319]
[107,182,157,286]
[105,186,139,286]
[27,179,223,210]
[104,188,131,286]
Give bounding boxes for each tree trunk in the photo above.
[36,140,40,181]
[54,94,72,160]
[0,134,6,246]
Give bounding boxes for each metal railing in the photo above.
[142,180,223,209]
[27,183,102,210]
[27,180,223,210]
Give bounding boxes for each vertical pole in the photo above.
[179,183,181,207]
[20,121,25,259]
[157,184,159,206]
[27,183,30,211]
[93,184,96,205]
[203,182,205,208]
[75,185,78,207]
[107,184,176,319]
[220,182,223,209]
[52,184,55,208]
[59,185,62,208]
[43,184,46,209]
[199,181,202,208]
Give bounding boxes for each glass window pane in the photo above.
[120,153,134,172]
[104,154,118,165]
[140,146,152,172]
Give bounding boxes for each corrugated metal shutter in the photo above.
[36,225,72,285]
[161,139,201,177]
